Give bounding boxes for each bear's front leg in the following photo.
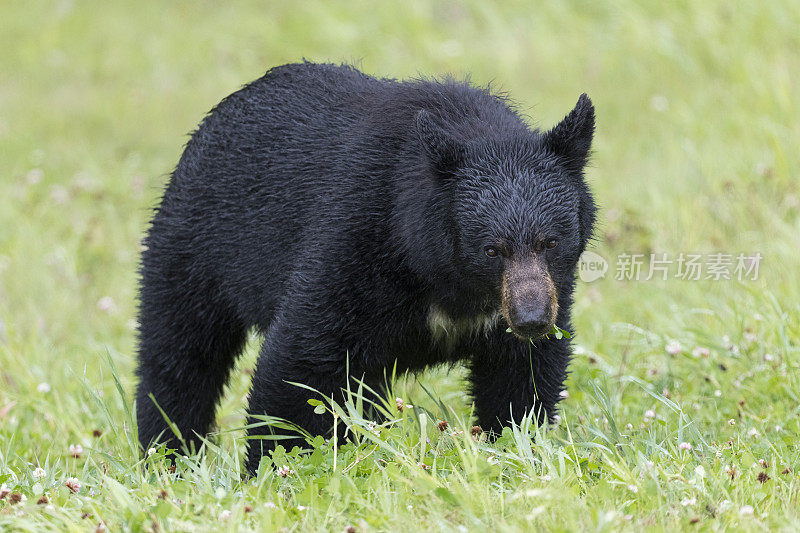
[468,326,571,435]
[246,346,343,473]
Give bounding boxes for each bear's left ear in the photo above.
[543,94,595,175]
[416,109,464,175]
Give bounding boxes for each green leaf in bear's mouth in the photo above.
[550,324,572,339]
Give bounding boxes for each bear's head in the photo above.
[416,94,596,339]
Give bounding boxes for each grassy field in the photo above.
[1,1,799,530]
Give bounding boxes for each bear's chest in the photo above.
[426,304,500,347]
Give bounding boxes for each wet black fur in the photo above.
[135,62,596,473]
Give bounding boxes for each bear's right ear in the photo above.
[416,109,464,175]
[543,94,595,176]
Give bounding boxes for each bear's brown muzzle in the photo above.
[501,259,558,339]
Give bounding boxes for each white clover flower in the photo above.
[276,465,294,478]
[65,477,81,493]
[728,419,736,426]
[50,185,69,204]
[681,496,696,507]
[692,346,710,358]
[147,447,156,456]
[764,353,774,362]
[33,467,46,479]
[739,505,754,516]
[678,442,693,451]
[748,428,760,438]
[219,510,231,521]
[26,168,43,184]
[69,444,83,458]
[627,484,638,493]
[665,341,682,355]
[650,94,668,111]
[744,333,757,343]
[644,410,656,420]
[37,382,51,393]
[264,502,276,509]
[714,390,722,397]
[96,296,117,313]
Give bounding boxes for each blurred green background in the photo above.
[3,1,798,353]
[1,1,799,529]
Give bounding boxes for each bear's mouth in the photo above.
[507,323,554,341]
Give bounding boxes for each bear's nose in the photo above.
[510,306,550,337]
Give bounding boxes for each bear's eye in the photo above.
[545,238,558,249]
[484,246,500,258]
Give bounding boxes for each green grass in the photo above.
[1,1,799,530]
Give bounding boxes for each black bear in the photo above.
[136,62,596,473]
